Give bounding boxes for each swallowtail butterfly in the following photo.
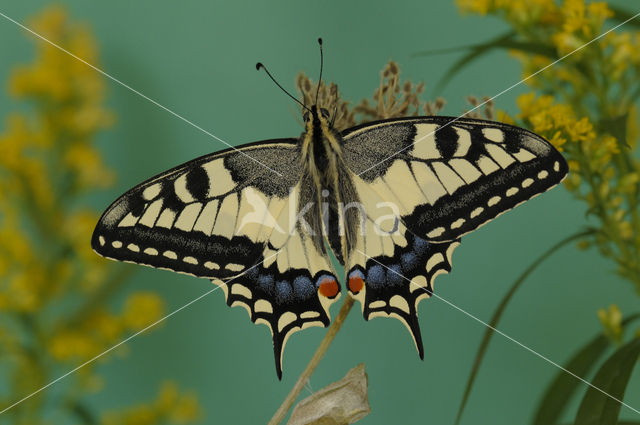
[92,46,567,379]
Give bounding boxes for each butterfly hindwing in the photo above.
[92,140,341,378]
[342,116,568,242]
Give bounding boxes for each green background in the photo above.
[1,1,638,423]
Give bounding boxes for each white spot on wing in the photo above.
[426,253,444,272]
[142,183,161,201]
[127,243,140,252]
[193,200,219,235]
[112,241,123,248]
[449,158,482,183]
[255,299,273,313]
[522,178,534,188]
[183,256,198,265]
[427,227,445,238]
[204,261,220,270]
[411,161,447,205]
[389,295,410,314]
[99,236,105,246]
[202,158,236,198]
[156,209,176,228]
[278,311,297,332]
[471,207,484,218]
[482,128,504,143]
[174,202,203,231]
[144,247,158,256]
[538,170,549,179]
[513,148,536,162]
[432,162,465,194]
[231,284,252,299]
[486,144,516,168]
[369,300,386,309]
[139,199,163,227]
[212,195,239,239]
[118,212,139,228]
[476,155,500,175]
[451,218,465,229]
[301,311,320,319]
[453,127,471,156]
[412,123,440,159]
[506,187,519,196]
[409,275,428,293]
[163,250,178,260]
[225,263,245,272]
[174,173,196,203]
[488,196,501,206]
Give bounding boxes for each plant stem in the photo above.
[454,229,594,425]
[267,296,355,425]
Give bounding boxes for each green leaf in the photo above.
[412,31,556,93]
[574,337,640,425]
[454,231,593,425]
[609,6,640,28]
[599,113,630,150]
[532,314,640,425]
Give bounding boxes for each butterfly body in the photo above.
[93,103,567,378]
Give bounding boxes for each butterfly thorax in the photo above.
[298,105,360,264]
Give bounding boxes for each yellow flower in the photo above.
[457,0,492,15]
[49,331,99,360]
[123,292,166,330]
[598,304,623,343]
[169,393,201,424]
[561,0,589,35]
[566,117,595,143]
[516,93,553,121]
[157,382,201,424]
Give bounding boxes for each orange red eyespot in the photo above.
[347,269,365,294]
[318,277,339,298]
[348,275,364,294]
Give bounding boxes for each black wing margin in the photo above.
[341,116,568,242]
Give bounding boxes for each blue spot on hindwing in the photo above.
[257,274,274,293]
[387,264,404,287]
[276,280,293,304]
[401,252,419,271]
[315,274,335,288]
[367,265,386,289]
[413,235,429,253]
[348,269,365,280]
[292,276,315,301]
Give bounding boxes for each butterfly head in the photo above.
[303,105,331,124]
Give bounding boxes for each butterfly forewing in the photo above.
[342,116,568,242]
[91,139,341,378]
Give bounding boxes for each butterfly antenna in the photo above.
[256,62,310,112]
[316,37,323,104]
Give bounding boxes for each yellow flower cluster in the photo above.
[517,93,598,152]
[457,0,640,317]
[48,292,165,362]
[0,6,201,424]
[457,0,558,26]
[102,382,201,425]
